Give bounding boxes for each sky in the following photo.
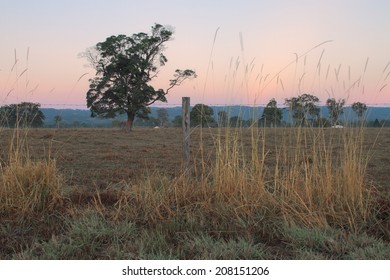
[1,0,390,109]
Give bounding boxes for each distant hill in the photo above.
[41,106,390,127]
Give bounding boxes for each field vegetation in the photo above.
[0,126,389,259]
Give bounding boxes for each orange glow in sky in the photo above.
[1,0,390,108]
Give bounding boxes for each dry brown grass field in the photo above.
[1,127,389,191]
[0,127,389,259]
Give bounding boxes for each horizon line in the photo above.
[38,103,390,110]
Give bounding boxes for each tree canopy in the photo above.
[285,94,320,126]
[0,102,45,128]
[84,23,196,131]
[352,102,367,119]
[190,104,214,127]
[260,98,283,127]
[326,98,345,126]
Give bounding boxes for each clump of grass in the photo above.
[275,127,373,231]
[0,129,63,215]
[113,163,275,239]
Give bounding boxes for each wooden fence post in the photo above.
[182,97,190,172]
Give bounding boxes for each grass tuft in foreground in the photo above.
[0,129,63,215]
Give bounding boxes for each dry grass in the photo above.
[0,129,63,215]
[273,128,372,230]
[0,127,388,188]
[0,126,389,259]
[109,126,377,232]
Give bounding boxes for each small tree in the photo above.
[54,115,62,128]
[285,94,320,126]
[156,108,169,127]
[190,104,214,127]
[0,102,45,128]
[352,102,367,125]
[373,118,381,128]
[84,23,196,131]
[260,98,283,127]
[326,98,345,126]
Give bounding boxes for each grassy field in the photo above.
[0,127,389,259]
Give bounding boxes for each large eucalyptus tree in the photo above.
[84,24,196,131]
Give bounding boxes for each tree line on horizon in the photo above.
[177,96,370,128]
[1,99,386,129]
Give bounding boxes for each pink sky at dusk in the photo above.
[1,0,390,109]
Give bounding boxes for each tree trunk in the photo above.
[125,112,135,132]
